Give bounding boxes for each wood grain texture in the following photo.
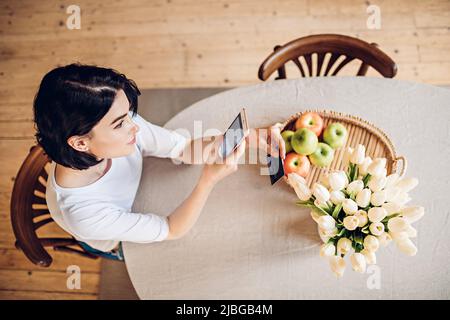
[0,290,97,300]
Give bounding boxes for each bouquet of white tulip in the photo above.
[287,144,424,278]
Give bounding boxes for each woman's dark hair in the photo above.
[33,63,140,170]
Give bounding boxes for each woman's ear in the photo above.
[67,135,90,152]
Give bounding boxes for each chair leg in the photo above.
[357,62,369,76]
[276,65,287,80]
[273,45,287,80]
[40,238,79,247]
[53,246,99,260]
[357,42,379,76]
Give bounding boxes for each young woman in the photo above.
[34,63,285,260]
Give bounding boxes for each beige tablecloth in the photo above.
[123,77,450,299]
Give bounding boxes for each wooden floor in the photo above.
[0,0,449,300]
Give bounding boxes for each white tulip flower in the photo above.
[368,207,387,223]
[401,206,425,224]
[328,171,348,191]
[405,224,417,238]
[330,190,346,205]
[329,256,346,278]
[369,222,385,236]
[350,144,366,165]
[287,172,306,186]
[378,232,392,246]
[385,173,400,189]
[318,173,329,189]
[396,238,417,256]
[314,199,329,210]
[367,158,386,177]
[318,215,336,231]
[342,199,358,215]
[361,249,377,265]
[342,147,354,169]
[387,217,409,233]
[389,231,409,243]
[356,188,371,208]
[320,243,336,258]
[368,175,387,192]
[358,157,373,176]
[287,173,312,201]
[371,190,387,206]
[350,253,367,273]
[385,187,401,203]
[346,180,364,195]
[318,228,331,243]
[395,177,419,193]
[337,237,352,256]
[312,183,330,204]
[315,199,329,210]
[355,210,368,227]
[364,235,380,252]
[391,191,412,206]
[320,226,338,238]
[310,210,321,224]
[343,215,359,231]
[382,202,402,215]
[318,226,336,243]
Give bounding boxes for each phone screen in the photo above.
[267,154,285,185]
[221,113,244,158]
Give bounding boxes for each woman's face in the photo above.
[69,89,140,160]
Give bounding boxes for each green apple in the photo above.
[281,130,295,153]
[309,142,335,167]
[291,128,318,155]
[323,122,348,149]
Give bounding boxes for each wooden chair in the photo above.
[258,34,397,81]
[10,145,98,267]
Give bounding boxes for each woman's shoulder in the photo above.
[54,167,92,188]
[54,160,112,189]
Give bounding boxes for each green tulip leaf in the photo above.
[382,213,401,223]
[337,228,346,237]
[352,165,359,181]
[362,174,371,187]
[311,206,329,217]
[332,203,343,219]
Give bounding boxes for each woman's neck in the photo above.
[55,158,112,188]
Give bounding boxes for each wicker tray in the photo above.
[280,110,407,187]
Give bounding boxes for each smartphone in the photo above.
[219,108,250,159]
[267,153,285,185]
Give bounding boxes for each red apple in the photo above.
[284,152,311,178]
[295,112,324,137]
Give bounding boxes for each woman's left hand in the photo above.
[247,124,286,160]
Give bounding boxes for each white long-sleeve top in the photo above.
[46,114,188,252]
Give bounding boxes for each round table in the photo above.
[124,77,450,299]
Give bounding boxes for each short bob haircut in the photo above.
[33,63,141,170]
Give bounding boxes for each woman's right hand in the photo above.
[200,135,247,187]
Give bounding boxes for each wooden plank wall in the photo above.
[0,0,449,299]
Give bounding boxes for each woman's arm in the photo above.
[176,135,216,164]
[166,124,285,239]
[166,136,246,240]
[176,126,286,165]
[165,172,215,240]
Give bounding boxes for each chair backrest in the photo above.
[258,34,397,81]
[10,145,97,267]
